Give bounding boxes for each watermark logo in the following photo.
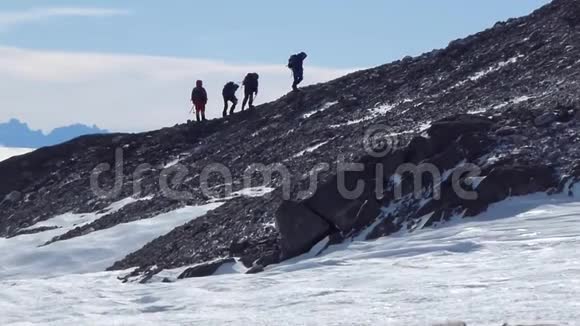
[89,124,482,202]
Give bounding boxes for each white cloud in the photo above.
[0,7,130,28]
[0,46,358,133]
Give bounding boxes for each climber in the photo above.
[222,81,240,117]
[242,73,259,111]
[191,80,208,122]
[288,52,308,91]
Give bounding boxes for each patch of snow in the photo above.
[478,153,506,167]
[0,147,34,162]
[418,121,432,132]
[23,196,151,232]
[399,108,410,115]
[329,116,374,129]
[465,176,486,189]
[293,141,330,157]
[209,186,276,203]
[303,101,339,119]
[411,212,435,232]
[389,174,403,188]
[469,56,522,82]
[512,95,532,104]
[448,55,524,91]
[231,186,275,198]
[492,102,510,110]
[164,158,182,169]
[214,260,249,275]
[107,196,154,213]
[369,103,396,116]
[467,108,488,115]
[0,203,222,280]
[488,94,536,111]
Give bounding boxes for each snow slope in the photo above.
[0,147,33,162]
[0,200,222,280]
[1,190,579,325]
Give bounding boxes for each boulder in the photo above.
[428,115,494,151]
[534,112,557,127]
[178,258,235,279]
[303,170,377,232]
[406,136,433,163]
[464,164,557,216]
[275,201,331,259]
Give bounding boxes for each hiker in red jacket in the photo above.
[191,80,208,122]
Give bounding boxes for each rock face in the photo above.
[177,258,235,279]
[275,201,331,259]
[2,0,580,279]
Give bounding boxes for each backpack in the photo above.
[244,73,259,89]
[223,82,239,96]
[288,54,299,69]
[191,87,207,102]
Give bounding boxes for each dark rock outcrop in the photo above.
[178,258,235,279]
[275,201,331,259]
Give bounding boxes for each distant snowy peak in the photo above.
[0,118,108,148]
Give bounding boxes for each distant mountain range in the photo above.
[0,119,108,148]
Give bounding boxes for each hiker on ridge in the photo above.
[222,81,239,117]
[242,73,259,111]
[191,80,208,122]
[288,52,308,91]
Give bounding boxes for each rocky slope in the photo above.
[1,0,580,282]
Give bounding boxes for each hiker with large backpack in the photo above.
[242,73,259,111]
[288,52,308,91]
[222,81,239,117]
[191,80,208,122]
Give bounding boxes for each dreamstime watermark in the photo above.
[89,124,482,202]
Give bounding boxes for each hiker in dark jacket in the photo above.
[242,73,259,111]
[191,80,208,122]
[222,82,239,117]
[288,52,308,91]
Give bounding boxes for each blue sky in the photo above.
[0,0,550,132]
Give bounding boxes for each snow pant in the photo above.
[193,101,206,122]
[242,88,256,111]
[292,68,304,90]
[223,95,238,116]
